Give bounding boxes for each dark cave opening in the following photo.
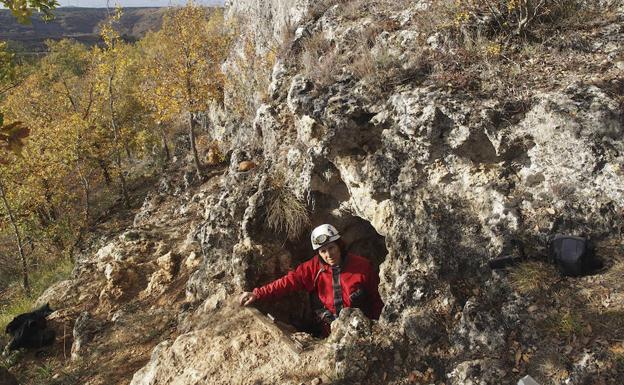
[254,191,388,337]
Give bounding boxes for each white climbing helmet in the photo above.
[310,224,341,250]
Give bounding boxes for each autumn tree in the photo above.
[92,9,134,208]
[0,4,231,291]
[1,0,57,23]
[0,39,31,292]
[1,38,109,275]
[140,5,231,178]
[0,118,30,293]
[2,56,81,266]
[136,32,174,163]
[0,41,20,97]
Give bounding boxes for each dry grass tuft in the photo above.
[300,15,428,95]
[300,30,336,87]
[542,310,585,338]
[420,0,594,43]
[352,46,430,95]
[508,261,559,295]
[265,175,310,241]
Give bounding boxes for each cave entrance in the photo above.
[255,210,388,337]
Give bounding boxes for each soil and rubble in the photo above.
[4,1,624,384]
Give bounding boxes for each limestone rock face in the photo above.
[453,298,507,356]
[225,0,311,44]
[329,308,373,381]
[447,359,507,385]
[71,312,100,361]
[130,304,333,385]
[125,1,624,385]
[141,252,180,298]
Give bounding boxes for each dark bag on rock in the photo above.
[550,234,594,276]
[5,303,55,350]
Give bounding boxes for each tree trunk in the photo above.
[97,158,113,186]
[124,128,133,160]
[62,80,78,113]
[0,178,30,295]
[77,165,91,224]
[159,123,171,163]
[107,65,130,209]
[188,112,202,179]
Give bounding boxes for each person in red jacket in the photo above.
[239,224,384,334]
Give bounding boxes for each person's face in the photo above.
[319,242,341,266]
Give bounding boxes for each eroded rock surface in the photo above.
[20,1,624,385]
[129,0,624,384]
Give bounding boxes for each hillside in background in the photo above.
[0,7,168,52]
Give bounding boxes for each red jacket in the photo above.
[253,253,384,320]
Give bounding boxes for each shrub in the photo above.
[352,44,430,95]
[300,14,427,94]
[428,0,586,41]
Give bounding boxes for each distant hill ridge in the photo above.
[0,7,169,51]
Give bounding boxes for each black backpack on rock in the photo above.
[550,234,597,276]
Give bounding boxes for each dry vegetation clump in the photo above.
[295,0,619,101]
[195,136,226,166]
[508,261,559,295]
[305,0,350,22]
[350,25,431,95]
[503,256,624,384]
[264,173,310,241]
[299,30,337,88]
[414,0,618,94]
[542,309,586,338]
[421,0,591,41]
[299,2,429,96]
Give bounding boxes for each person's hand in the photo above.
[239,291,257,306]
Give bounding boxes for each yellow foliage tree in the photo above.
[140,4,231,178]
[1,40,97,267]
[0,41,20,97]
[92,8,134,207]
[1,0,57,23]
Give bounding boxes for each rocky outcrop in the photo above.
[225,0,311,45]
[130,303,333,385]
[71,311,101,361]
[73,1,624,385]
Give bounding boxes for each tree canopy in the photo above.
[0,4,234,292]
[1,0,58,23]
